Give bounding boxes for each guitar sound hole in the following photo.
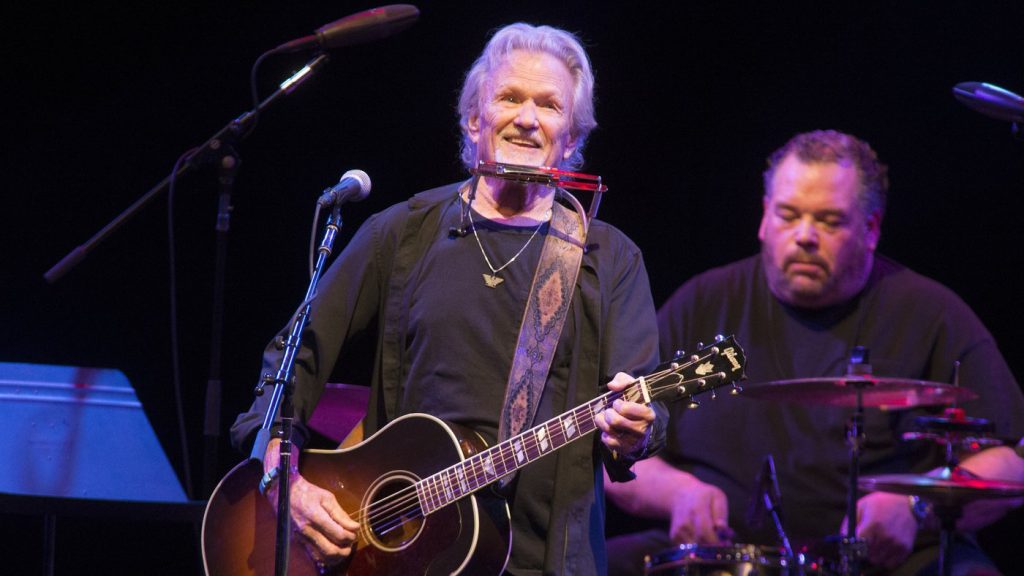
[364,472,423,551]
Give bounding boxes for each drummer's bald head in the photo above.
[763,130,889,221]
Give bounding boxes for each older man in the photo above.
[230,23,664,575]
[606,130,1024,575]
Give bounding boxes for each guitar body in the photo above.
[202,413,512,576]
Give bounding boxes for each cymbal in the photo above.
[741,377,978,408]
[860,472,1024,505]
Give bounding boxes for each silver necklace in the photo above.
[468,204,549,288]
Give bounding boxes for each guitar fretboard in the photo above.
[416,388,622,516]
[412,338,743,516]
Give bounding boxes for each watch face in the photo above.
[910,495,931,524]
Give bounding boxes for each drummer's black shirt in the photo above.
[656,254,1024,548]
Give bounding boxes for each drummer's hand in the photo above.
[667,475,733,546]
[597,372,657,459]
[264,438,360,569]
[842,491,915,570]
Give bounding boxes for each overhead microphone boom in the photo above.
[274,4,420,53]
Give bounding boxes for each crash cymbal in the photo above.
[860,471,1024,505]
[741,377,978,408]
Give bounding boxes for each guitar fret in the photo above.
[535,426,549,452]
[415,482,429,515]
[513,438,526,465]
[561,415,577,439]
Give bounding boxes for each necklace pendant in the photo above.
[483,273,504,288]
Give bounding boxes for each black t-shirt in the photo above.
[657,254,1024,548]
[404,200,572,572]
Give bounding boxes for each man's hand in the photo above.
[666,474,733,546]
[841,491,916,570]
[596,372,656,458]
[264,438,360,568]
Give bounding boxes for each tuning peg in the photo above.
[673,349,686,361]
[730,382,743,395]
[687,398,700,409]
[715,334,725,342]
[710,389,717,400]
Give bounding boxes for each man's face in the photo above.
[759,154,880,309]
[467,49,577,169]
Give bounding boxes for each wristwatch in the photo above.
[908,495,933,528]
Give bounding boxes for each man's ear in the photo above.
[865,210,882,251]
[757,196,770,242]
[466,113,480,144]
[561,134,578,161]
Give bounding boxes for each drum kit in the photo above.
[644,352,1024,576]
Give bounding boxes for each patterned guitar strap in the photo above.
[497,196,586,486]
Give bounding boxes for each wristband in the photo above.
[259,467,280,496]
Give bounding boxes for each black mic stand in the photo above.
[43,52,330,284]
[43,52,331,500]
[202,152,239,497]
[759,456,795,562]
[250,202,345,576]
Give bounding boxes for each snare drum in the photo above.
[644,543,823,575]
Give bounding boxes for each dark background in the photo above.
[3,1,1023,574]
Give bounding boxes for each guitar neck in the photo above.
[414,335,745,516]
[417,389,617,515]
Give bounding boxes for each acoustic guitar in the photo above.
[202,336,746,575]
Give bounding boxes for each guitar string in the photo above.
[353,378,688,537]
[350,372,722,536]
[345,352,731,535]
[346,392,621,533]
[346,395,613,532]
[347,363,728,535]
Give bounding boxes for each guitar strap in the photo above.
[497,196,587,449]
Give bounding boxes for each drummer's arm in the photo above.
[605,455,731,545]
[605,456,684,518]
[945,445,1024,532]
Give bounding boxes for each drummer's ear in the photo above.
[865,210,881,251]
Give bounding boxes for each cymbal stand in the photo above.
[840,347,871,576]
[903,406,996,576]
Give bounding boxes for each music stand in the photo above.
[0,362,203,575]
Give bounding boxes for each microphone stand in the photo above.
[43,52,330,284]
[251,202,345,576]
[43,52,331,500]
[202,152,239,497]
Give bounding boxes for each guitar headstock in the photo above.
[642,335,747,406]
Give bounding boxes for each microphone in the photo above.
[318,170,371,207]
[274,5,420,53]
[747,454,783,528]
[953,82,1024,124]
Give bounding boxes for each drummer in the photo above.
[606,130,1024,575]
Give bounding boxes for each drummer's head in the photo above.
[758,130,890,309]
